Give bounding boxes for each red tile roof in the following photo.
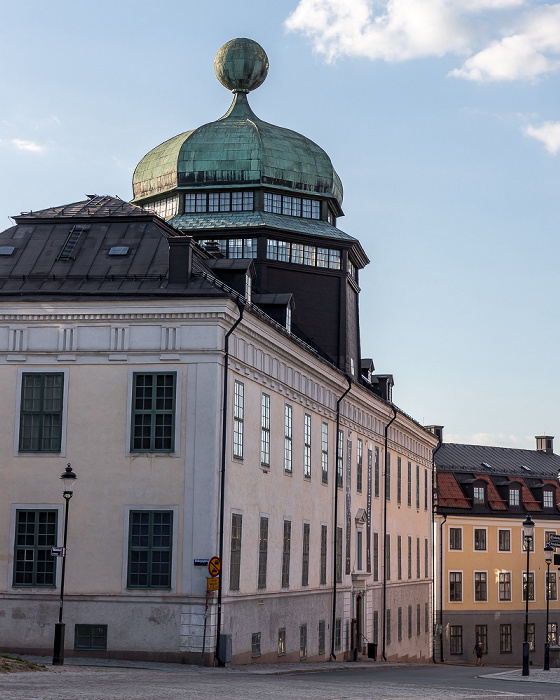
[475,474,507,511]
[437,472,470,508]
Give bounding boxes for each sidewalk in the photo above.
[481,667,560,684]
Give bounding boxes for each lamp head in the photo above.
[522,514,535,539]
[60,463,77,498]
[545,544,554,563]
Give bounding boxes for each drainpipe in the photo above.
[215,301,244,665]
[431,436,443,663]
[330,375,352,660]
[381,405,397,661]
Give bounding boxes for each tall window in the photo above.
[474,529,487,551]
[498,529,510,551]
[304,414,311,479]
[258,517,268,589]
[373,532,379,581]
[336,527,343,583]
[337,430,344,488]
[318,620,326,655]
[397,457,401,503]
[261,393,270,467]
[335,618,342,650]
[509,487,520,506]
[320,525,328,584]
[500,624,512,653]
[386,609,391,644]
[385,453,391,500]
[424,469,429,510]
[407,535,412,579]
[357,439,363,493]
[408,605,413,638]
[385,534,391,580]
[131,373,176,452]
[543,490,555,509]
[373,611,379,645]
[523,572,535,601]
[476,625,488,653]
[284,404,293,473]
[474,571,487,601]
[357,530,363,571]
[374,447,380,497]
[416,537,421,578]
[398,607,403,641]
[128,511,172,589]
[233,380,244,458]
[397,535,402,580]
[525,623,535,651]
[499,572,511,601]
[425,538,429,577]
[450,626,463,654]
[302,523,310,586]
[415,464,420,509]
[282,520,291,587]
[299,624,308,659]
[13,510,57,587]
[450,572,462,601]
[407,461,412,507]
[20,373,64,452]
[230,513,242,590]
[321,422,329,484]
[278,628,286,655]
[251,632,261,658]
[548,622,558,645]
[547,571,558,601]
[417,604,421,635]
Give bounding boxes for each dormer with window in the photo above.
[509,485,521,508]
[473,483,486,505]
[543,488,556,511]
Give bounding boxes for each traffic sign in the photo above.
[207,577,219,591]
[208,556,222,577]
[548,534,560,547]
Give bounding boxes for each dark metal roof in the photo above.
[13,195,151,222]
[436,442,560,479]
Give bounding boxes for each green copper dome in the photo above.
[132,39,343,208]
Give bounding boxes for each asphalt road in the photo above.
[2,662,560,700]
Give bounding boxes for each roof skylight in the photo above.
[522,465,532,471]
[108,246,129,256]
[0,246,15,256]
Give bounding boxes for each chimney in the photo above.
[425,425,444,442]
[168,238,193,285]
[536,435,554,454]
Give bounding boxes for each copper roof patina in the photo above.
[132,39,343,207]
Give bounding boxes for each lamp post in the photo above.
[522,514,535,677]
[52,464,77,666]
[544,544,554,671]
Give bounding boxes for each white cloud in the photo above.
[10,139,44,153]
[525,120,560,153]
[450,4,560,81]
[286,0,560,82]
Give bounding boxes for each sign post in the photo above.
[547,534,560,548]
[201,557,221,668]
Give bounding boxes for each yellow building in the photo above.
[434,434,560,666]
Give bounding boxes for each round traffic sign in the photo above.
[208,556,222,577]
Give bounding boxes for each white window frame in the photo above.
[448,526,463,552]
[473,570,488,603]
[233,379,244,459]
[261,393,270,467]
[284,404,293,474]
[303,414,311,479]
[498,570,512,601]
[546,570,558,601]
[498,528,511,552]
[449,570,463,603]
[14,367,70,457]
[125,367,182,457]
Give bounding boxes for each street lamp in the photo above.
[52,464,77,666]
[522,514,535,677]
[544,544,554,671]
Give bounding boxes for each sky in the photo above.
[0,0,559,449]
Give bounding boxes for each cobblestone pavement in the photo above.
[0,659,558,700]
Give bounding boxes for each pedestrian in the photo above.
[474,641,484,666]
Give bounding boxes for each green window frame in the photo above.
[74,624,107,650]
[13,509,58,587]
[20,373,64,452]
[131,373,176,452]
[127,511,172,589]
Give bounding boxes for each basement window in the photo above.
[74,624,107,650]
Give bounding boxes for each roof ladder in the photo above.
[57,225,89,261]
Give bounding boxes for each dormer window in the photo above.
[473,486,485,504]
[543,490,555,509]
[509,487,520,507]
